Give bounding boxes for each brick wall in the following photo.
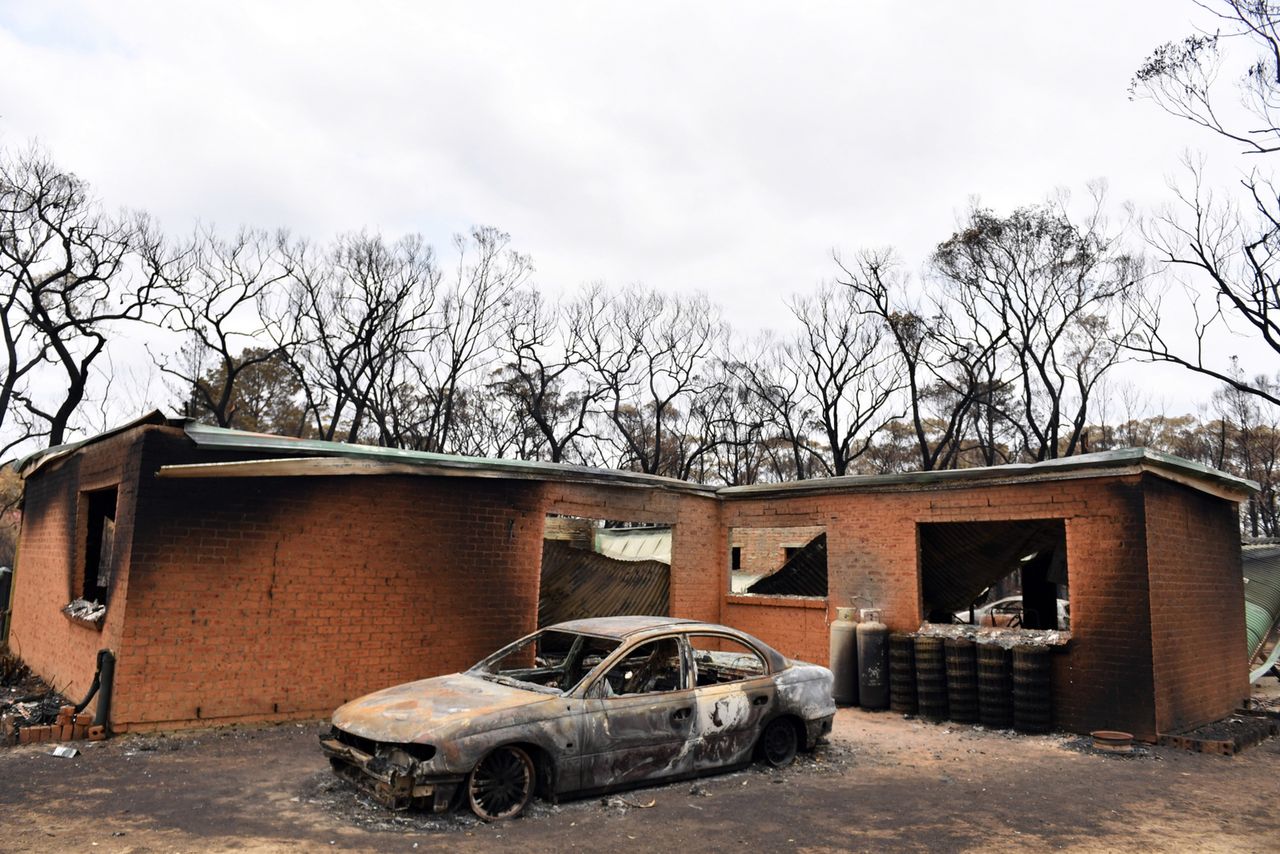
[1144,476,1249,734]
[719,475,1171,739]
[10,423,1248,740]
[729,525,825,574]
[722,594,827,662]
[111,429,545,729]
[8,427,150,719]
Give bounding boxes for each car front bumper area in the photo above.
[319,734,462,812]
[804,714,834,749]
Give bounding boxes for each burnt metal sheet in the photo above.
[1242,544,1280,660]
[156,421,1258,503]
[16,410,169,476]
[538,541,670,628]
[595,527,672,564]
[169,422,718,495]
[745,533,827,597]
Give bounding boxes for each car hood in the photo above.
[332,672,558,744]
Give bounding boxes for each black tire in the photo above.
[759,718,799,768]
[467,745,535,821]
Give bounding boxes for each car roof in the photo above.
[548,615,704,639]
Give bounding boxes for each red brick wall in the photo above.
[112,430,545,729]
[719,475,1167,739]
[12,423,1248,741]
[1144,476,1249,734]
[729,525,825,574]
[9,426,150,719]
[722,594,827,662]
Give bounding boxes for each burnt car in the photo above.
[320,616,835,820]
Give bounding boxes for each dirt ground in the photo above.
[2,696,1278,854]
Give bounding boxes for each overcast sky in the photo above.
[0,1,1259,420]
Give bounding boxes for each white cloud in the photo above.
[0,0,1257,420]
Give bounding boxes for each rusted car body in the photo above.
[321,616,835,819]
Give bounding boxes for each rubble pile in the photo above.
[915,622,1070,648]
[0,650,82,747]
[62,598,106,623]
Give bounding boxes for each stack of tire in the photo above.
[898,634,1051,733]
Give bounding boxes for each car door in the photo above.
[574,635,699,790]
[688,632,775,770]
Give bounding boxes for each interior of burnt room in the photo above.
[918,519,1070,633]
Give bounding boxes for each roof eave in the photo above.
[716,448,1257,503]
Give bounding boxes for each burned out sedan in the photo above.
[320,616,835,820]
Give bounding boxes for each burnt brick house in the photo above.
[7,413,1253,741]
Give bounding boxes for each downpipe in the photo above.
[73,649,116,732]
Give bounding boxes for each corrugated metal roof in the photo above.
[746,533,827,597]
[1242,544,1280,659]
[719,447,1258,501]
[538,541,670,627]
[19,416,1262,504]
[167,422,718,495]
[595,527,672,564]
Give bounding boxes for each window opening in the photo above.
[688,634,766,686]
[471,628,621,694]
[598,637,685,696]
[82,487,118,604]
[728,526,827,597]
[918,519,1069,632]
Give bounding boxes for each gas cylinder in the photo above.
[829,607,859,705]
[856,608,890,710]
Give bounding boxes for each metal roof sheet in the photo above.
[537,541,671,629]
[718,447,1258,502]
[595,527,672,564]
[14,410,169,475]
[1242,544,1280,659]
[17,415,1261,505]
[167,422,718,495]
[746,532,827,597]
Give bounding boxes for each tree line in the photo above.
[4,0,1280,535]
[0,148,1146,477]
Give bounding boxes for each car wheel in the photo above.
[759,718,798,768]
[467,745,535,821]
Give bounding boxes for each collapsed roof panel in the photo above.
[746,533,827,597]
[1242,544,1280,660]
[538,540,670,627]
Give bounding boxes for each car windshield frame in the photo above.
[468,628,622,696]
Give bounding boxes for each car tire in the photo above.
[467,745,535,821]
[759,718,799,768]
